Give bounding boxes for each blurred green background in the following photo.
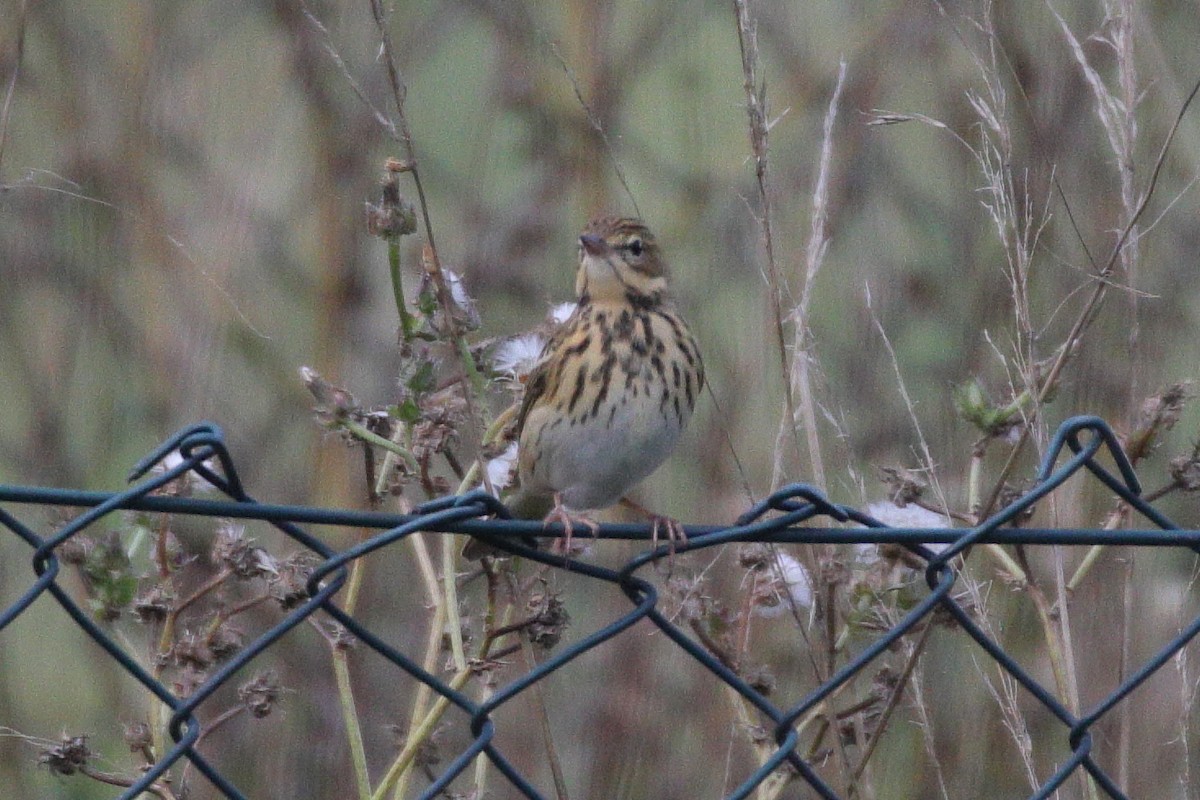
[3,1,1200,798]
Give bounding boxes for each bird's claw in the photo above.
[544,496,599,557]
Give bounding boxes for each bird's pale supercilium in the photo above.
[514,216,705,551]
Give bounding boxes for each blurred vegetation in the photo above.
[2,0,1200,798]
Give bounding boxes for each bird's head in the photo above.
[575,216,668,306]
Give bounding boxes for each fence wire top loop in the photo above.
[1041,414,1142,496]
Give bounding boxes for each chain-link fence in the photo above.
[1,415,1197,800]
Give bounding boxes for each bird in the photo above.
[508,215,705,555]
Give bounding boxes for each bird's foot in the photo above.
[620,497,687,569]
[545,494,599,557]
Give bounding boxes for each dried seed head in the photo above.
[1170,449,1200,491]
[213,523,277,579]
[876,466,928,506]
[366,163,417,239]
[239,670,283,718]
[744,664,776,695]
[38,735,90,776]
[173,631,213,670]
[133,585,174,624]
[526,588,569,650]
[209,624,244,661]
[270,553,317,609]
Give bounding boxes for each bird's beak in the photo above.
[579,233,609,257]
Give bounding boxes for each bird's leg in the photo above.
[544,492,599,556]
[620,497,687,560]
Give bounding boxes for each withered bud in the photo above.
[330,622,358,651]
[270,553,317,609]
[366,162,418,240]
[1170,449,1200,491]
[133,585,174,624]
[213,522,277,579]
[996,484,1035,526]
[173,631,213,670]
[526,588,569,650]
[38,735,90,776]
[1127,382,1196,462]
[239,670,282,718]
[877,466,927,506]
[208,624,244,661]
[871,665,900,699]
[1137,382,1194,431]
[300,366,360,425]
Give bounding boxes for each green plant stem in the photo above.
[373,666,476,800]
[333,553,372,800]
[388,233,417,340]
[441,463,481,677]
[391,580,446,800]
[335,647,372,800]
[389,526,446,800]
[373,423,410,501]
[342,418,419,471]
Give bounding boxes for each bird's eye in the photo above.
[627,238,644,257]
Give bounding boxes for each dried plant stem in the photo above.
[373,666,476,800]
[78,764,178,800]
[847,622,933,792]
[730,0,802,490]
[147,567,232,761]
[344,418,419,472]
[521,638,570,800]
[788,58,847,493]
[386,224,418,340]
[390,590,447,800]
[978,74,1200,518]
[373,424,411,501]
[0,0,27,176]
[364,0,485,443]
[381,595,521,800]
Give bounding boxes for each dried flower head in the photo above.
[38,734,90,776]
[208,623,244,662]
[213,522,278,579]
[526,586,569,650]
[742,546,814,617]
[491,333,547,383]
[866,500,953,555]
[132,585,174,624]
[148,450,220,495]
[239,670,283,718]
[485,441,519,493]
[270,552,317,609]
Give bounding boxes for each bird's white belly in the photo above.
[538,394,684,510]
